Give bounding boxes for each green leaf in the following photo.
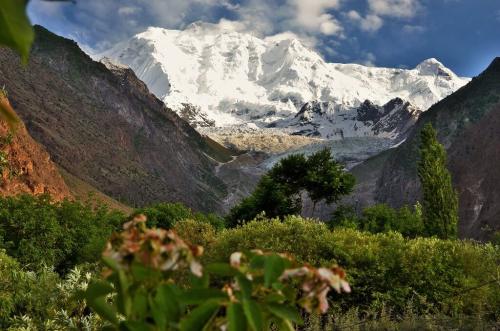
[178,288,227,305]
[264,292,286,304]
[86,280,114,300]
[249,255,265,269]
[236,275,253,299]
[206,263,239,276]
[103,256,121,272]
[228,302,247,331]
[267,304,303,325]
[116,270,132,316]
[131,263,159,282]
[277,319,295,331]
[88,297,119,325]
[0,0,34,63]
[243,299,263,331]
[190,272,209,289]
[179,301,220,331]
[264,254,286,287]
[121,321,152,331]
[132,289,149,319]
[152,284,181,330]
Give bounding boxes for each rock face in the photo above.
[0,26,232,212]
[0,96,71,200]
[278,98,421,142]
[356,58,500,240]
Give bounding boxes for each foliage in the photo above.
[201,216,499,318]
[0,194,124,273]
[227,149,355,226]
[329,205,360,230]
[303,304,499,331]
[418,123,459,239]
[0,0,34,63]
[83,215,350,330]
[226,175,302,227]
[301,149,355,212]
[134,202,226,230]
[0,0,33,128]
[0,249,102,329]
[329,203,424,238]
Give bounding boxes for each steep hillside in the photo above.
[0,26,232,212]
[0,95,71,200]
[368,58,500,240]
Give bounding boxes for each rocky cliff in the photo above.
[0,95,71,200]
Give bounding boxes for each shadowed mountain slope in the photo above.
[353,58,500,240]
[0,26,232,212]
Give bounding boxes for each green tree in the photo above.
[226,175,301,227]
[417,123,458,239]
[226,149,354,226]
[303,149,355,215]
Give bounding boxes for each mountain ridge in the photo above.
[100,23,469,135]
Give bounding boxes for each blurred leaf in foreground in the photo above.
[0,0,34,64]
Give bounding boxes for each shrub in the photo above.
[0,194,124,273]
[0,250,101,330]
[329,203,425,238]
[360,204,424,237]
[202,217,499,318]
[134,202,226,230]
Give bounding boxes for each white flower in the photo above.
[230,252,243,268]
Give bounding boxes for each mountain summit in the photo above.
[101,23,469,133]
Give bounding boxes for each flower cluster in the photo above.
[280,265,351,313]
[102,214,204,277]
[228,250,350,314]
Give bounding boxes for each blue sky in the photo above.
[29,0,500,77]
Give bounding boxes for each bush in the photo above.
[0,250,101,329]
[134,202,226,230]
[83,216,350,330]
[329,203,425,238]
[198,217,499,318]
[0,194,124,273]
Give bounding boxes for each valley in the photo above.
[0,2,499,329]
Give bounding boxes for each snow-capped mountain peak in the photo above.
[416,58,456,78]
[100,24,469,138]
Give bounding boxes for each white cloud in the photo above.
[367,0,421,18]
[319,15,343,35]
[346,10,384,32]
[291,0,343,35]
[264,31,318,48]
